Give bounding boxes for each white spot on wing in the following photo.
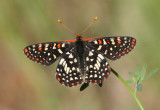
[97,60,100,68]
[89,51,93,56]
[69,61,73,64]
[59,58,65,65]
[74,58,77,63]
[72,67,76,70]
[110,38,115,45]
[94,74,97,78]
[32,45,36,48]
[86,57,89,61]
[77,68,80,72]
[53,54,56,59]
[69,54,73,58]
[104,50,108,54]
[90,74,93,78]
[97,45,102,50]
[66,67,70,74]
[66,52,70,54]
[75,77,78,80]
[90,65,93,68]
[62,43,65,47]
[53,44,56,49]
[58,49,63,54]
[98,54,104,60]
[94,40,98,44]
[103,39,107,45]
[95,64,99,70]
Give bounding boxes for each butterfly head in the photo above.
[76,34,82,40]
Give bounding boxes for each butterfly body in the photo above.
[75,36,85,74]
[24,36,136,87]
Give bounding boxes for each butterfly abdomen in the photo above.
[75,36,85,73]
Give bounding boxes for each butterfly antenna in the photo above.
[58,19,77,36]
[80,17,98,35]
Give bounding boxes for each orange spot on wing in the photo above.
[58,77,60,81]
[107,40,110,44]
[36,58,39,61]
[108,65,110,70]
[98,40,102,44]
[119,53,121,56]
[24,48,28,53]
[40,60,43,63]
[26,53,29,56]
[57,43,61,48]
[94,80,97,83]
[32,57,35,60]
[76,81,79,84]
[56,72,58,75]
[29,56,31,58]
[67,84,69,86]
[132,39,136,42]
[131,45,134,47]
[122,51,125,54]
[71,83,74,86]
[62,81,64,84]
[107,72,110,76]
[103,77,106,79]
[99,80,101,83]
[83,37,102,41]
[50,44,53,49]
[126,49,129,52]
[38,45,42,51]
[132,42,135,44]
[117,39,121,44]
[89,79,92,82]
[57,40,75,43]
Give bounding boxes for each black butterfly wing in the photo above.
[85,36,136,60]
[24,42,73,66]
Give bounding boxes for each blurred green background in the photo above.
[0,0,159,110]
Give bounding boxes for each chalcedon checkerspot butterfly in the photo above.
[24,17,136,87]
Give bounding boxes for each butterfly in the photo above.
[24,17,136,87]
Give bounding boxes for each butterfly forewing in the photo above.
[24,42,72,66]
[84,47,110,84]
[56,47,83,87]
[86,36,136,60]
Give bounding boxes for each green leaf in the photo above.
[143,68,159,81]
[128,72,134,78]
[135,65,140,76]
[126,80,134,83]
[136,84,143,91]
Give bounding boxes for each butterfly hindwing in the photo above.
[86,36,136,60]
[56,47,83,87]
[84,47,111,84]
[24,42,72,66]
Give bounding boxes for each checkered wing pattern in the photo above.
[84,47,110,84]
[24,42,72,66]
[56,47,83,87]
[86,36,136,60]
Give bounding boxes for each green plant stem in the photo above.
[111,68,144,110]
